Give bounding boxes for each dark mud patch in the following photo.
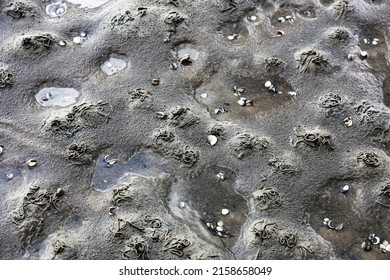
[167,165,247,250]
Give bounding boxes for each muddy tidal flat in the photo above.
[1,0,390,260]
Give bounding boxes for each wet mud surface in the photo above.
[0,0,390,260]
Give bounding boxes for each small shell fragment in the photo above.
[170,62,177,70]
[156,111,167,119]
[372,236,381,245]
[73,36,82,44]
[238,99,246,106]
[207,135,218,146]
[80,32,87,37]
[216,226,224,232]
[249,16,257,21]
[360,51,368,59]
[6,173,14,180]
[363,38,370,45]
[200,92,208,98]
[386,244,390,252]
[217,172,226,181]
[0,146,3,155]
[59,40,66,46]
[344,117,353,127]
[278,17,285,23]
[27,159,37,168]
[180,55,192,66]
[179,202,186,209]
[151,79,160,86]
[264,81,272,88]
[277,30,285,37]
[287,91,297,97]
[327,220,336,229]
[347,54,355,60]
[342,184,351,193]
[362,241,371,251]
[246,100,253,106]
[323,218,330,225]
[217,221,224,227]
[221,208,229,215]
[56,188,64,197]
[227,35,235,41]
[109,206,116,216]
[335,223,344,231]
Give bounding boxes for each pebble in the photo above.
[207,135,218,146]
[221,208,229,215]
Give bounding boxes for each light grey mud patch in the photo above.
[35,87,81,107]
[194,74,295,121]
[66,0,111,9]
[167,166,248,250]
[63,215,83,231]
[92,151,169,192]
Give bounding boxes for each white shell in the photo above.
[238,99,246,106]
[217,221,224,227]
[80,32,87,37]
[200,93,208,98]
[216,226,224,232]
[363,38,370,45]
[6,173,13,180]
[73,36,82,44]
[278,17,285,22]
[372,40,378,46]
[342,184,350,192]
[221,208,229,215]
[208,135,218,146]
[0,146,3,155]
[347,54,355,60]
[386,244,390,252]
[372,236,381,245]
[264,81,272,88]
[250,16,257,21]
[344,117,353,127]
[179,202,186,209]
[59,40,66,46]
[227,35,235,41]
[27,159,37,168]
[277,30,285,36]
[287,91,296,97]
[360,51,368,59]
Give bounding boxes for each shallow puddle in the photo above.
[167,166,247,248]
[195,74,294,121]
[66,0,111,8]
[100,57,127,76]
[92,151,167,192]
[46,1,67,17]
[35,87,80,107]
